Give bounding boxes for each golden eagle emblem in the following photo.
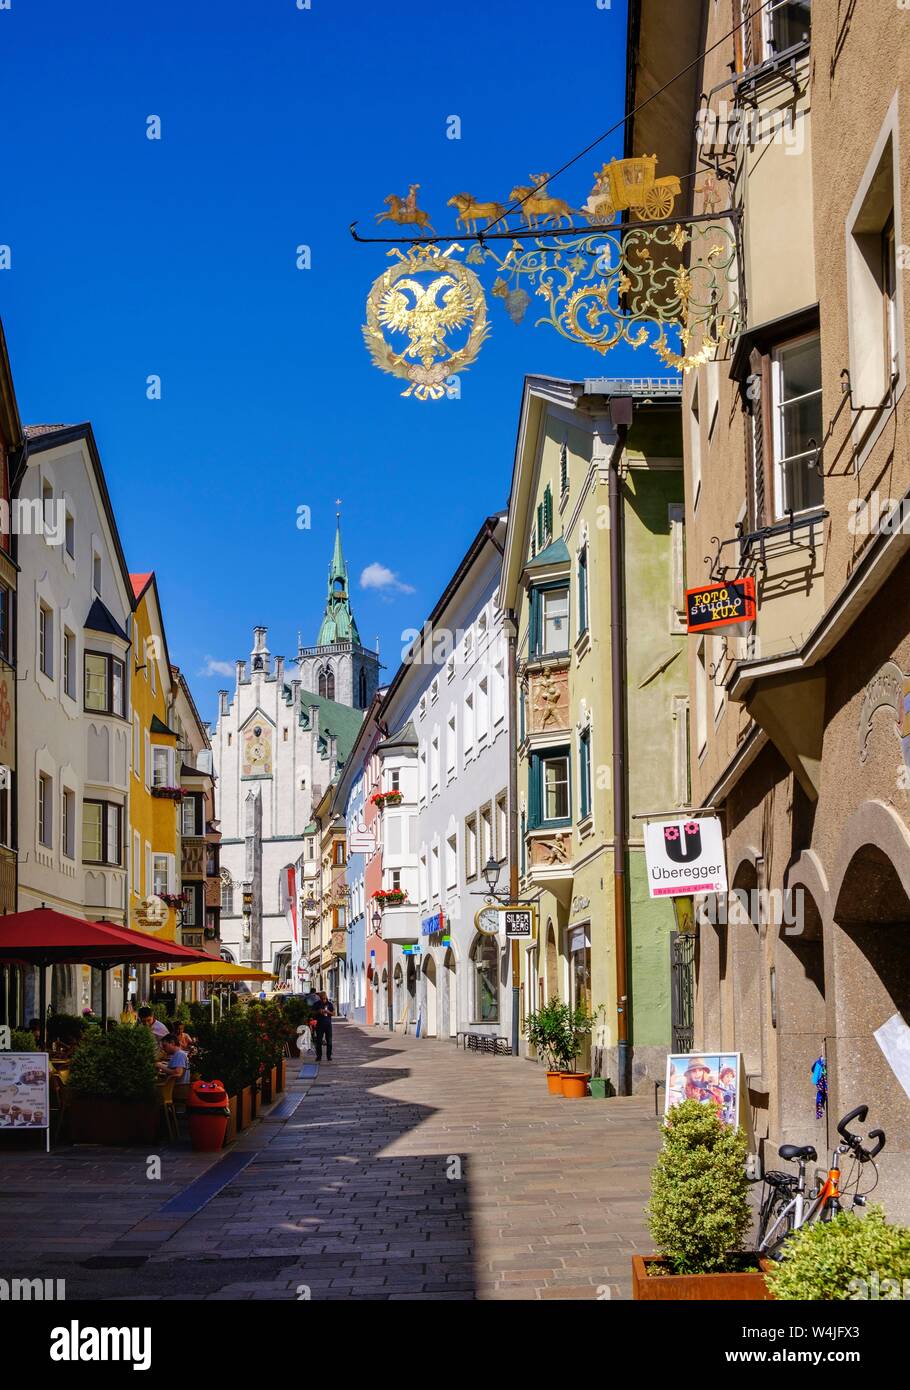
[363,244,490,401]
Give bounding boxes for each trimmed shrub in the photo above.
[766,1205,910,1300]
[67,1023,158,1103]
[647,1098,752,1274]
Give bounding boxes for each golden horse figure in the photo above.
[447,193,507,234]
[375,184,436,234]
[508,184,575,230]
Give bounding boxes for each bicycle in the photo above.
[755,1105,886,1258]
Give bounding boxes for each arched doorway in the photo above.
[545,921,559,1001]
[423,954,438,1037]
[406,957,417,1030]
[444,948,457,1037]
[729,862,762,1072]
[775,881,827,1150]
[470,933,500,1024]
[831,812,910,1220]
[393,963,403,1026]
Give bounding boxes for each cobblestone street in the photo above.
[0,1022,660,1301]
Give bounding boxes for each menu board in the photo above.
[0,1052,50,1131]
[686,577,756,633]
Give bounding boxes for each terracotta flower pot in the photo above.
[631,1254,774,1301]
[546,1071,564,1095]
[560,1072,590,1099]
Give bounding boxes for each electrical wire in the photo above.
[481,0,774,232]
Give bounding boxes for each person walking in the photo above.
[313,991,335,1063]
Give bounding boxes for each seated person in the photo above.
[157,1033,190,1086]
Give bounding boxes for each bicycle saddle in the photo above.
[779,1144,817,1161]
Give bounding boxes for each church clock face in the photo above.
[242,720,273,777]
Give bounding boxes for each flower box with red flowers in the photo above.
[159,892,188,908]
[374,888,408,907]
[370,791,403,809]
[151,785,185,801]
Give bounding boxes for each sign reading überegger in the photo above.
[644,817,728,898]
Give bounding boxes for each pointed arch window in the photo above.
[358,667,368,707]
[318,666,335,700]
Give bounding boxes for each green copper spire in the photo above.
[316,515,361,646]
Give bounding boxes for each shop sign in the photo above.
[421,910,445,937]
[686,578,756,633]
[503,906,535,940]
[348,821,376,854]
[645,817,727,898]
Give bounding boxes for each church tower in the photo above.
[296,516,380,710]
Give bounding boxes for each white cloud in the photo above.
[359,562,415,595]
[198,656,235,678]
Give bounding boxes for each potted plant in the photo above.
[195,1011,257,1130]
[634,1098,770,1299]
[374,888,408,908]
[765,1204,910,1300]
[46,1012,88,1052]
[67,1024,160,1144]
[558,1003,595,1098]
[524,998,571,1094]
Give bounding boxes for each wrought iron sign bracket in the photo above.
[705,509,829,581]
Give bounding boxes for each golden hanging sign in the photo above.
[362,243,490,401]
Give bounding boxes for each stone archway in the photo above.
[829,802,910,1221]
[423,953,438,1037]
[545,920,559,1002]
[775,864,828,1152]
[443,947,457,1038]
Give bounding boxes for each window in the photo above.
[0,584,10,663]
[92,549,102,596]
[62,787,75,859]
[220,871,234,915]
[430,732,440,793]
[0,775,11,848]
[390,868,402,893]
[152,745,171,787]
[83,800,122,866]
[847,121,902,428]
[65,510,75,558]
[181,795,202,836]
[389,767,400,793]
[492,658,505,727]
[471,934,499,1023]
[570,928,592,1017]
[695,637,708,758]
[477,675,489,742]
[38,773,52,847]
[464,813,478,879]
[42,480,54,528]
[673,696,691,808]
[84,652,126,715]
[577,545,589,636]
[318,667,335,699]
[358,668,368,706]
[63,629,76,699]
[39,604,53,678]
[430,842,440,900]
[418,742,427,802]
[766,0,811,56]
[446,832,457,891]
[150,853,169,897]
[446,710,457,778]
[579,727,592,820]
[495,791,508,861]
[771,334,823,515]
[480,802,493,867]
[689,380,702,509]
[712,634,726,720]
[333,840,345,866]
[529,747,571,828]
[463,689,475,754]
[531,585,570,657]
[133,715,141,778]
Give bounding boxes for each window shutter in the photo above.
[528,588,540,657]
[543,485,553,538]
[747,347,767,528]
[528,753,541,828]
[536,504,544,548]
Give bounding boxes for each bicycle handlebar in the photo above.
[837,1105,868,1139]
[866,1128,886,1160]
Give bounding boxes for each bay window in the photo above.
[83,800,122,866]
[84,651,126,716]
[530,583,570,657]
[529,746,571,829]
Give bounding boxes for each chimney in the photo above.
[275,655,285,684]
[236,660,247,684]
[309,703,320,739]
[218,690,229,715]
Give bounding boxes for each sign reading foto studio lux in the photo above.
[686,578,756,633]
[644,817,728,898]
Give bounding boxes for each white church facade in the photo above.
[212,523,377,977]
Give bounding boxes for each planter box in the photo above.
[631,1255,773,1301]
[224,1095,238,1146]
[590,1077,613,1099]
[239,1085,253,1130]
[276,1060,285,1094]
[68,1094,160,1146]
[270,1064,279,1099]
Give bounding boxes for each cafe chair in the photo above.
[156,1076,178,1142]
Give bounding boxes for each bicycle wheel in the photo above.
[756,1181,796,1254]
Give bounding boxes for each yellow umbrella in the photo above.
[151,963,276,982]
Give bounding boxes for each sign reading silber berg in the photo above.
[644,817,728,898]
[504,908,534,939]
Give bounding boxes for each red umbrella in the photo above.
[0,907,211,1040]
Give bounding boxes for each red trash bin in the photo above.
[186,1079,231,1151]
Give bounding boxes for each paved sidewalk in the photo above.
[0,1023,660,1300]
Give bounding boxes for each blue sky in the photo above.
[1,0,646,722]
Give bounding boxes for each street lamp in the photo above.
[371,908,382,933]
[482,855,501,897]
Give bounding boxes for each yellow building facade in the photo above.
[128,574,180,946]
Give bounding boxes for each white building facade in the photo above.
[379,515,512,1039]
[15,425,135,1015]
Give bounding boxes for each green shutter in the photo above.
[543,485,553,538]
[528,753,541,828]
[578,546,588,634]
[529,586,541,657]
[536,503,544,548]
